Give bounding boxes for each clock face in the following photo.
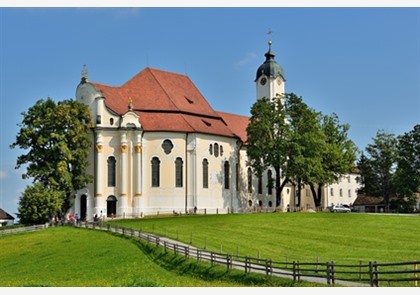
[260,77,267,85]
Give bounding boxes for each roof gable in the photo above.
[0,208,15,220]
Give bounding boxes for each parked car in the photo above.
[330,204,351,213]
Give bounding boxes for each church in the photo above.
[73,41,360,221]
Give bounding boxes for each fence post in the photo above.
[415,263,418,287]
[330,261,335,285]
[359,260,362,281]
[292,261,297,282]
[245,256,249,273]
[265,259,272,276]
[227,254,231,271]
[369,261,379,287]
[326,262,331,285]
[197,248,200,262]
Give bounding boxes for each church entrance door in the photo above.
[107,195,117,217]
[80,195,87,221]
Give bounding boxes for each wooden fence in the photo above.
[2,223,419,287]
[84,222,420,287]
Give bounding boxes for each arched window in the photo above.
[247,168,252,193]
[109,118,114,125]
[209,144,213,155]
[214,143,219,157]
[202,159,209,188]
[151,157,160,187]
[267,169,273,195]
[175,157,183,187]
[224,161,230,189]
[258,174,263,194]
[107,156,116,187]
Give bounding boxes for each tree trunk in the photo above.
[309,183,323,209]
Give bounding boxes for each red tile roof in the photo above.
[217,111,250,144]
[90,67,249,139]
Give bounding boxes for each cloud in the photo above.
[234,53,258,67]
[0,170,7,179]
[113,8,141,19]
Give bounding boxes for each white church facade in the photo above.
[73,42,359,221]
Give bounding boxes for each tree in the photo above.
[394,124,420,212]
[357,130,398,211]
[17,183,63,225]
[246,95,289,207]
[10,98,93,217]
[284,93,325,207]
[309,113,357,207]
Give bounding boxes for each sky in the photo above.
[0,3,419,219]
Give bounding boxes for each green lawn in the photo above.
[2,212,419,287]
[106,212,420,265]
[0,226,321,287]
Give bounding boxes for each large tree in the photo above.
[246,95,289,207]
[308,113,357,207]
[10,98,93,218]
[394,124,420,211]
[284,93,325,207]
[357,130,398,212]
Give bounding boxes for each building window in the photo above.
[348,176,351,183]
[151,157,160,187]
[220,145,224,156]
[110,118,114,125]
[209,144,213,155]
[175,157,183,187]
[339,188,343,197]
[214,143,219,157]
[348,189,352,198]
[258,175,262,194]
[107,156,116,187]
[202,159,209,188]
[330,188,334,196]
[224,161,230,189]
[247,168,252,193]
[235,163,239,191]
[161,139,173,155]
[267,170,273,195]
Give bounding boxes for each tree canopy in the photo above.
[246,93,357,209]
[10,98,93,222]
[358,125,420,212]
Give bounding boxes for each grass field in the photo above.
[106,212,420,265]
[0,226,322,287]
[1,212,419,287]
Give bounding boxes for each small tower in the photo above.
[255,40,285,100]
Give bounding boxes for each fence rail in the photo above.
[2,223,419,287]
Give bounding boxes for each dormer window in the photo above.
[185,96,194,104]
[202,120,211,127]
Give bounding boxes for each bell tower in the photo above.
[255,39,285,100]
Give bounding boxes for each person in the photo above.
[75,213,79,224]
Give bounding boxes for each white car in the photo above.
[330,204,351,213]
